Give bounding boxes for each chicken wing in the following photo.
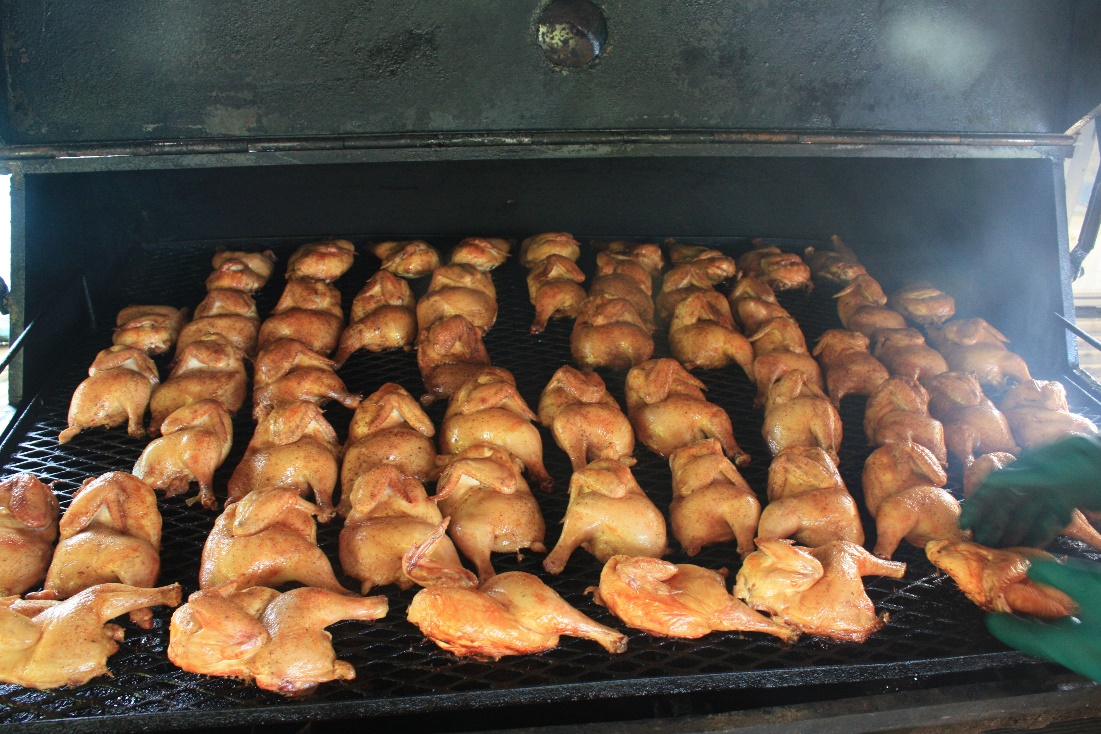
[133,400,233,510]
[519,232,581,268]
[207,249,277,292]
[737,243,812,291]
[416,263,498,335]
[538,366,635,471]
[927,318,1031,391]
[926,540,1076,618]
[571,295,655,371]
[728,277,790,335]
[834,275,908,336]
[371,239,441,279]
[417,315,493,404]
[862,441,963,559]
[526,254,587,334]
[872,328,949,382]
[758,447,864,547]
[0,474,59,597]
[258,278,344,355]
[450,236,512,271]
[333,270,418,364]
[431,446,546,582]
[591,556,796,642]
[669,439,760,557]
[625,358,749,465]
[813,329,889,406]
[735,539,906,643]
[998,379,1099,451]
[922,371,1019,465]
[59,345,160,443]
[252,339,361,419]
[888,282,956,327]
[0,583,181,689]
[762,370,843,462]
[407,571,626,659]
[668,291,755,376]
[169,580,386,696]
[113,305,188,355]
[543,459,667,574]
[863,377,949,464]
[148,337,246,434]
[285,238,356,282]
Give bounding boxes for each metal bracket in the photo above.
[1070,121,1101,280]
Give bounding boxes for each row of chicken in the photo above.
[5,233,1095,695]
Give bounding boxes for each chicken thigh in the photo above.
[761,370,843,462]
[668,291,755,376]
[758,446,864,547]
[148,337,247,434]
[813,329,890,406]
[526,255,587,334]
[669,439,760,557]
[538,366,635,471]
[133,399,233,510]
[206,250,277,292]
[60,345,160,443]
[333,270,417,365]
[922,371,1019,465]
[863,377,949,464]
[0,474,59,596]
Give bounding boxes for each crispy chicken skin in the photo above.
[149,337,247,434]
[169,580,386,697]
[543,459,667,574]
[206,250,277,292]
[747,317,824,407]
[416,263,498,336]
[813,329,890,407]
[736,539,906,643]
[998,379,1099,451]
[31,473,162,628]
[625,359,749,465]
[442,370,553,491]
[519,232,582,268]
[0,583,181,689]
[668,291,755,376]
[834,275,908,336]
[0,474,59,597]
[872,328,949,382]
[862,441,963,559]
[251,339,361,420]
[591,556,797,642]
[762,370,843,463]
[432,446,546,582]
[571,296,655,371]
[758,447,864,548]
[407,571,626,660]
[921,371,1019,465]
[925,541,1077,618]
[538,366,635,471]
[416,315,493,404]
[258,278,344,355]
[863,377,949,465]
[200,487,348,593]
[927,318,1032,391]
[526,255,587,334]
[339,468,476,594]
[113,305,188,355]
[669,439,760,557]
[888,282,956,326]
[227,402,342,522]
[370,240,441,279]
[737,243,812,291]
[285,238,356,282]
[60,345,160,444]
[133,400,233,511]
[450,236,512,271]
[728,277,790,335]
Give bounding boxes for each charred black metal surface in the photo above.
[0,237,1096,731]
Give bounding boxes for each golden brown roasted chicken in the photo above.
[285,238,356,282]
[921,371,1019,465]
[668,291,755,376]
[747,317,824,407]
[31,473,162,628]
[442,370,553,491]
[834,275,908,336]
[59,345,160,443]
[251,339,361,419]
[450,236,512,271]
[113,305,188,355]
[803,236,867,285]
[227,401,342,521]
[133,400,233,510]
[168,579,386,696]
[0,474,58,597]
[927,318,1032,391]
[761,370,843,462]
[538,366,635,471]
[0,583,181,689]
[200,487,347,592]
[603,241,665,278]
[407,571,626,659]
[625,358,749,465]
[862,441,964,559]
[176,289,261,357]
[333,270,417,365]
[863,377,949,464]
[728,277,791,335]
[998,379,1099,451]
[589,270,656,329]
[872,328,949,382]
[416,315,493,404]
[571,295,655,371]
[207,250,277,292]
[888,282,956,326]
[543,459,666,574]
[737,243,812,291]
[758,447,864,547]
[591,556,797,642]
[519,232,582,268]
[257,278,344,355]
[339,468,476,593]
[669,439,760,557]
[736,539,905,643]
[654,265,714,323]
[813,329,890,407]
[148,337,247,433]
[925,540,1077,617]
[416,263,498,335]
[371,239,441,279]
[667,244,738,280]
[432,445,546,581]
[526,254,587,334]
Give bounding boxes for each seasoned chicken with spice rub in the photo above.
[148,336,247,434]
[416,263,498,335]
[888,282,956,327]
[758,447,864,548]
[863,377,949,464]
[285,238,356,282]
[872,328,949,382]
[591,556,797,642]
[813,329,889,407]
[737,243,811,291]
[602,240,665,278]
[407,571,626,659]
[834,275,907,336]
[728,277,790,335]
[747,317,824,407]
[133,400,232,511]
[257,278,344,355]
[333,270,417,365]
[538,366,635,471]
[206,249,277,292]
[669,439,760,557]
[803,236,867,285]
[998,379,1099,451]
[59,345,160,444]
[251,339,361,420]
[176,289,261,357]
[0,474,59,597]
[519,232,581,268]
[927,318,1031,391]
[762,370,843,463]
[450,236,512,271]
[571,295,655,371]
[416,315,493,404]
[668,291,755,376]
[113,305,188,355]
[526,254,587,334]
[922,371,1019,465]
[370,239,440,279]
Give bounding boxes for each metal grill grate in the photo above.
[0,237,1094,731]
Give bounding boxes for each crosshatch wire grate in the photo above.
[0,236,1095,730]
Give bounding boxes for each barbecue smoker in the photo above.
[2,2,1101,732]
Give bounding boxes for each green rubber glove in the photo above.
[959,436,1101,548]
[986,558,1101,681]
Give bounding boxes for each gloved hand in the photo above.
[986,558,1101,681]
[959,436,1101,548]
